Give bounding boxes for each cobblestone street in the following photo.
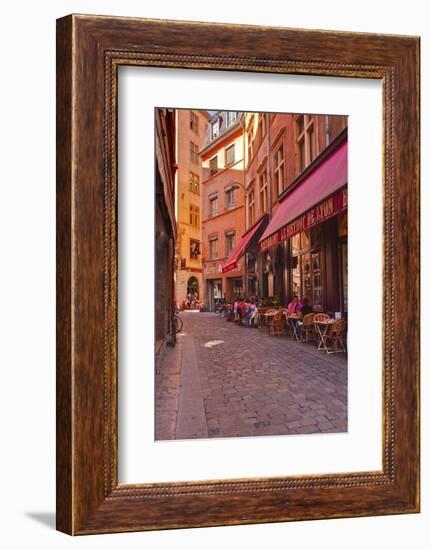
[155,312,347,440]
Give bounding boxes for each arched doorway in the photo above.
[186,277,199,310]
[187,276,199,297]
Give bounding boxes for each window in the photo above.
[190,239,200,259]
[209,195,218,217]
[273,145,285,196]
[225,230,236,256]
[225,143,235,166]
[209,235,218,259]
[259,170,268,214]
[258,113,266,143]
[290,229,323,310]
[312,251,322,307]
[247,188,255,227]
[226,111,237,126]
[225,187,235,210]
[291,233,301,255]
[211,119,220,139]
[190,141,199,163]
[189,205,200,228]
[209,155,218,176]
[189,172,200,194]
[291,256,301,297]
[341,240,348,312]
[296,114,316,172]
[247,123,254,164]
[190,112,199,134]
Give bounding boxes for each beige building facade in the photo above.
[174,109,209,309]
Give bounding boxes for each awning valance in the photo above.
[259,139,348,251]
[222,217,267,273]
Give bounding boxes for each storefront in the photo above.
[206,278,222,311]
[259,136,348,315]
[221,215,269,301]
[226,277,244,300]
[203,257,245,310]
[287,212,347,314]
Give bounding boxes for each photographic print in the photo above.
[56,14,420,533]
[155,108,348,441]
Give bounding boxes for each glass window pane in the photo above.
[225,145,235,166]
[341,241,348,312]
[311,225,323,248]
[309,124,315,160]
[291,255,301,298]
[291,234,301,255]
[297,115,304,134]
[302,252,311,301]
[301,230,310,250]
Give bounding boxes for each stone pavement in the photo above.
[155,312,347,440]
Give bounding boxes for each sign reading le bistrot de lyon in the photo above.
[260,187,347,251]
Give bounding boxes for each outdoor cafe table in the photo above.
[284,313,301,341]
[314,318,336,353]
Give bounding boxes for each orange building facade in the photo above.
[174,109,209,309]
[243,112,348,314]
[200,111,246,310]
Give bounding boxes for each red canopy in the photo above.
[259,139,348,250]
[222,218,266,273]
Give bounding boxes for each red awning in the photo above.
[259,139,348,250]
[222,218,266,273]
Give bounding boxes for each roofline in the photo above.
[199,117,243,156]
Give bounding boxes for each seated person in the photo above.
[226,302,234,322]
[236,297,245,323]
[219,298,227,316]
[287,295,302,316]
[244,299,257,327]
[231,297,239,322]
[296,297,313,337]
[241,298,250,325]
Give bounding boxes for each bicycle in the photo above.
[170,308,183,346]
[174,309,183,333]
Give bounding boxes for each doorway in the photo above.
[187,276,199,298]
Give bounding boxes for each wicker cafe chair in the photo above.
[260,308,277,332]
[278,308,291,336]
[300,313,315,343]
[322,318,347,353]
[256,307,266,331]
[268,309,285,337]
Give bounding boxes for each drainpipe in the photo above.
[266,112,272,220]
[242,113,248,298]
[265,112,273,303]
